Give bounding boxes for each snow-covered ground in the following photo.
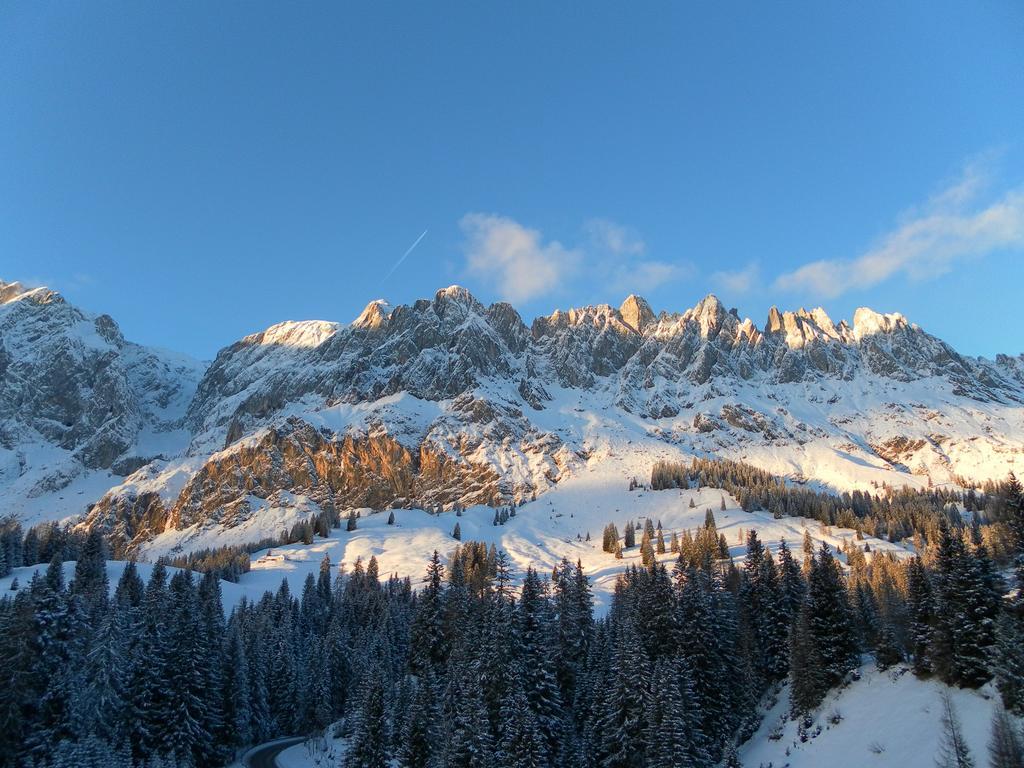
[0,559,257,612]
[276,735,346,768]
[1,460,910,616]
[742,664,1013,768]
[263,664,1019,768]
[176,454,909,615]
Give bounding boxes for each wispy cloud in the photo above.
[460,214,687,301]
[460,213,581,303]
[773,159,1024,299]
[585,218,688,292]
[711,262,761,295]
[584,218,646,256]
[608,260,688,293]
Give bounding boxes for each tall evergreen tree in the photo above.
[347,680,389,768]
[907,556,934,676]
[936,693,975,768]
[806,543,858,689]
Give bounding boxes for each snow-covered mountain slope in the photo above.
[137,454,912,613]
[741,663,1008,768]
[0,558,255,612]
[1,280,1022,554]
[0,280,205,526]
[266,663,1017,768]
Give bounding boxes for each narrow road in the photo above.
[244,737,306,768]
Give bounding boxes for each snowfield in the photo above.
[230,453,912,614]
[742,664,1008,768]
[261,664,1017,768]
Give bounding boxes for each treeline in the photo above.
[0,508,346,583]
[2,476,1023,768]
[0,518,88,579]
[650,457,1022,561]
[156,542,267,583]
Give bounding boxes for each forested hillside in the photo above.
[2,476,1022,768]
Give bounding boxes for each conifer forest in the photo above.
[2,473,1023,767]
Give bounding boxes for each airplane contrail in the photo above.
[380,229,428,285]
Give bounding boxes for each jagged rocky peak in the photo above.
[533,301,634,337]
[681,293,733,339]
[353,299,391,330]
[0,277,204,479]
[764,305,848,349]
[852,306,911,340]
[0,279,62,307]
[0,279,30,304]
[434,284,483,310]
[618,294,655,333]
[256,319,340,348]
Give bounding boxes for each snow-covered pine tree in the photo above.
[518,568,564,760]
[907,556,934,676]
[400,671,441,768]
[196,571,227,762]
[995,608,1024,716]
[495,659,547,768]
[595,620,650,768]
[346,680,389,768]
[69,597,128,745]
[788,601,824,716]
[222,622,252,750]
[409,551,447,675]
[159,570,212,764]
[806,543,858,689]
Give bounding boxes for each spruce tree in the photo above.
[409,551,446,675]
[806,543,858,689]
[789,601,824,716]
[518,568,563,759]
[347,681,389,768]
[400,672,441,768]
[907,556,934,676]
[222,622,252,750]
[996,609,1024,716]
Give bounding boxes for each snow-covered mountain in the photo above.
[0,280,204,526]
[2,279,1023,555]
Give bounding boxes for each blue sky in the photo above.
[2,1,1022,359]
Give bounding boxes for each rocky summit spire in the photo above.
[618,294,655,333]
[353,299,391,330]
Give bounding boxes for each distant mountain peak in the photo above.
[618,294,654,333]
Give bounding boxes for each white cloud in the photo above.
[460,213,688,301]
[711,262,761,295]
[460,213,581,302]
[586,218,687,292]
[584,218,646,256]
[608,260,687,294]
[773,162,1024,299]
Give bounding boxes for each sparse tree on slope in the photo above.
[936,693,974,768]
[988,706,1024,768]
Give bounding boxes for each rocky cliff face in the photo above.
[2,279,1022,553]
[0,281,203,509]
[186,285,1023,440]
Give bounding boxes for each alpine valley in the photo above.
[3,277,1024,768]
[2,278,1023,557]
